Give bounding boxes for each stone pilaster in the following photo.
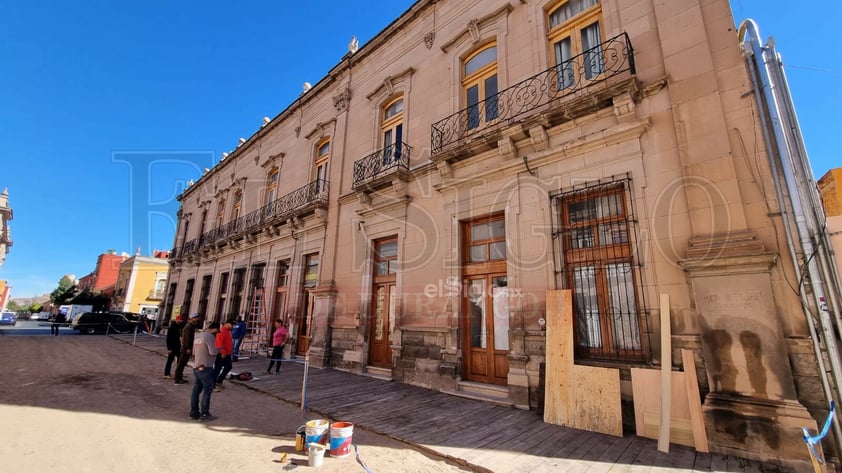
[680,231,820,470]
[307,282,337,368]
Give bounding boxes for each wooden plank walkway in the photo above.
[115,333,797,473]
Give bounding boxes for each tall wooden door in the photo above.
[463,274,509,385]
[295,291,314,356]
[369,237,397,368]
[296,253,319,356]
[369,283,395,367]
[461,215,509,385]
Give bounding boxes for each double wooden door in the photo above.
[462,273,509,385]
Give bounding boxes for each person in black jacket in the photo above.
[174,313,200,384]
[163,315,185,378]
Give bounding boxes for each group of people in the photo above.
[163,314,289,421]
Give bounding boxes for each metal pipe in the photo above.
[770,49,842,329]
[739,18,842,454]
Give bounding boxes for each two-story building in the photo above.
[162,0,840,468]
[112,250,169,320]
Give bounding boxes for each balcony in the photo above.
[178,179,329,259]
[352,142,412,191]
[431,33,636,158]
[148,288,165,300]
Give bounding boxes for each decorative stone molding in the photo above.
[439,4,512,53]
[498,136,517,161]
[357,191,372,206]
[391,178,407,196]
[424,32,435,49]
[467,19,480,43]
[333,88,352,113]
[529,125,549,152]
[366,67,414,101]
[305,119,336,141]
[613,92,636,122]
[260,153,284,169]
[436,161,453,179]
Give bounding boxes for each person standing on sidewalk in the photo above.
[213,319,234,389]
[50,311,65,336]
[163,316,185,378]
[231,316,246,361]
[266,318,288,375]
[189,321,219,421]
[174,313,200,384]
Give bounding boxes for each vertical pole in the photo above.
[132,324,138,346]
[658,293,671,453]
[301,357,309,411]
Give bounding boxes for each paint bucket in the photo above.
[308,443,327,468]
[329,421,354,458]
[305,419,329,447]
[295,425,306,452]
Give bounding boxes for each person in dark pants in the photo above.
[189,322,219,421]
[50,312,65,336]
[213,319,234,389]
[231,316,246,361]
[174,313,200,384]
[163,316,185,378]
[266,318,288,374]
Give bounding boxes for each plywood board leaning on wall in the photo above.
[544,289,622,436]
[630,355,708,452]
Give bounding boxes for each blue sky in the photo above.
[1,1,839,298]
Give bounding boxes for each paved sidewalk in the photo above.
[114,332,795,472]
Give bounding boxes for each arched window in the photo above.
[314,139,330,194]
[547,0,603,89]
[381,96,404,165]
[216,199,226,225]
[462,43,498,130]
[231,189,242,221]
[266,168,279,204]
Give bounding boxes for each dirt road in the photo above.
[0,335,474,473]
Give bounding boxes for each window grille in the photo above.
[550,174,650,361]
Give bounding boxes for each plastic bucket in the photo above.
[308,443,326,468]
[305,419,329,447]
[329,422,354,458]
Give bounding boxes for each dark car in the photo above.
[72,312,139,334]
[0,311,16,326]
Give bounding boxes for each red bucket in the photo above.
[328,422,354,457]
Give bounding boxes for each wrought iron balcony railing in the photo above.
[178,179,329,258]
[431,32,635,155]
[148,288,165,300]
[352,142,412,188]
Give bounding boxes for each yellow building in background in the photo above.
[112,252,169,319]
[819,168,842,217]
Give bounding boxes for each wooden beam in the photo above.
[682,349,709,453]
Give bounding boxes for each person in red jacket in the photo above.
[213,319,234,389]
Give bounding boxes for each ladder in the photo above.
[240,287,269,356]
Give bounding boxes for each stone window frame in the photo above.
[366,67,414,162]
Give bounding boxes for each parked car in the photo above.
[31,312,51,321]
[71,312,140,334]
[0,311,16,326]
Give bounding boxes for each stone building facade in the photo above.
[164,0,833,467]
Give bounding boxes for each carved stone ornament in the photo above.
[383,77,394,96]
[424,32,435,50]
[467,19,480,43]
[529,125,549,152]
[333,88,352,113]
[437,161,453,179]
